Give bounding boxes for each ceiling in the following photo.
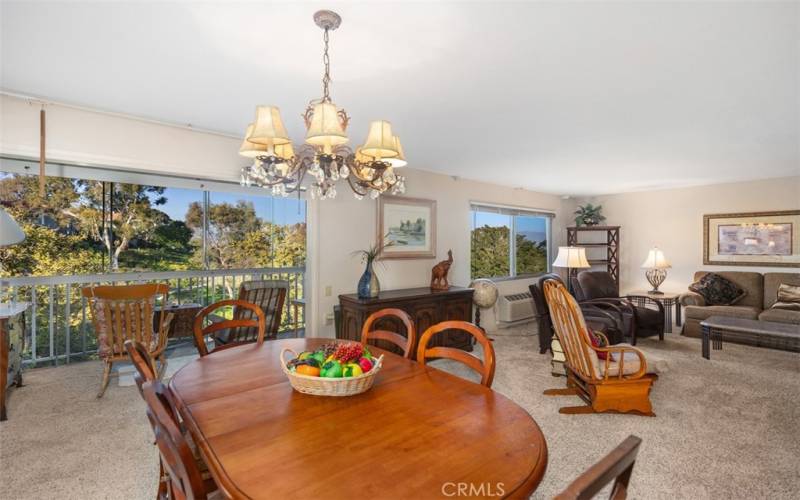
[2,1,798,196]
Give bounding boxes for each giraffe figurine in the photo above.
[430,250,453,291]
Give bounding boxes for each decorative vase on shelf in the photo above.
[357,257,380,299]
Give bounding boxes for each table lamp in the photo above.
[552,246,590,293]
[641,247,670,294]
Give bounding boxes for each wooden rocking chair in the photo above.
[543,280,656,416]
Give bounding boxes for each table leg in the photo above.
[663,301,673,334]
[713,329,722,351]
[701,324,710,359]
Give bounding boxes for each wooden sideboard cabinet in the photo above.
[1,302,28,421]
[338,287,474,358]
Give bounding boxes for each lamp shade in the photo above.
[0,208,25,246]
[552,246,590,269]
[239,124,269,158]
[385,135,407,167]
[641,248,671,269]
[360,120,399,159]
[304,102,349,152]
[249,106,291,146]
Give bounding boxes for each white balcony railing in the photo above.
[1,267,305,366]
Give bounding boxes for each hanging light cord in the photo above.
[322,27,331,102]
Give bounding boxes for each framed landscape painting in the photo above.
[703,210,800,267]
[377,197,436,259]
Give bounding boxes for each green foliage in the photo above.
[574,203,606,227]
[470,225,547,279]
[471,225,510,278]
[0,223,103,277]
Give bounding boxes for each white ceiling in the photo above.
[2,1,798,196]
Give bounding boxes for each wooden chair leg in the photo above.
[157,459,169,499]
[97,360,112,398]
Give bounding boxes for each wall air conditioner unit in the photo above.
[496,292,534,323]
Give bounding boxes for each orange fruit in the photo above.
[296,364,320,377]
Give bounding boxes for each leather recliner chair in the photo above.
[571,271,665,345]
[530,273,631,354]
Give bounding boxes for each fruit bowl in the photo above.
[280,347,385,397]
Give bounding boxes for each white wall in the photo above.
[0,94,243,181]
[308,169,571,338]
[576,177,800,294]
[0,94,570,336]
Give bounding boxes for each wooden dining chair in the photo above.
[416,321,496,387]
[124,339,157,395]
[193,299,266,356]
[554,435,643,500]
[361,308,416,358]
[82,283,172,398]
[141,381,220,500]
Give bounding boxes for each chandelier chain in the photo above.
[322,28,331,102]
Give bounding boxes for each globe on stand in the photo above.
[469,279,499,332]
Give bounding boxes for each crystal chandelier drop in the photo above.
[239,10,406,200]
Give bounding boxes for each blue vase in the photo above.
[357,258,380,299]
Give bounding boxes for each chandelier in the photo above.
[238,10,407,200]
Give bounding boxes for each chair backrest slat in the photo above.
[416,321,496,387]
[555,435,642,500]
[361,308,416,358]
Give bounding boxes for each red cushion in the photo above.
[587,329,608,360]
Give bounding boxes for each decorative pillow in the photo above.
[771,283,800,311]
[689,273,747,306]
[587,329,609,360]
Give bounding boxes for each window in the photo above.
[0,158,306,278]
[470,203,552,280]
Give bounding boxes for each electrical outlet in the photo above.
[325,285,332,297]
[325,312,334,325]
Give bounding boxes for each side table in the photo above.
[627,291,681,334]
[154,303,203,339]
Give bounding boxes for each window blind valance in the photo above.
[469,202,555,218]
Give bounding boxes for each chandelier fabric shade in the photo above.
[249,106,291,146]
[304,102,349,151]
[386,136,407,167]
[239,124,268,158]
[361,121,398,159]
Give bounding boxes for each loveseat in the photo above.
[680,271,800,338]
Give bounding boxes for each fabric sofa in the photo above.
[680,271,800,338]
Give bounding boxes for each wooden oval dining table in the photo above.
[170,338,548,499]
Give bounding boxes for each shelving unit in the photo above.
[567,225,620,286]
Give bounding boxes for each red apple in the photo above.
[358,356,373,373]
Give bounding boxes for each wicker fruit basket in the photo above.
[280,348,385,397]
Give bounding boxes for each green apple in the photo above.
[320,360,343,378]
[310,351,326,366]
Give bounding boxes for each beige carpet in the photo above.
[1,329,798,499]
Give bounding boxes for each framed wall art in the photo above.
[377,197,436,259]
[703,210,800,267]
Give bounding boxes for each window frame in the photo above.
[470,202,554,281]
[0,156,307,275]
